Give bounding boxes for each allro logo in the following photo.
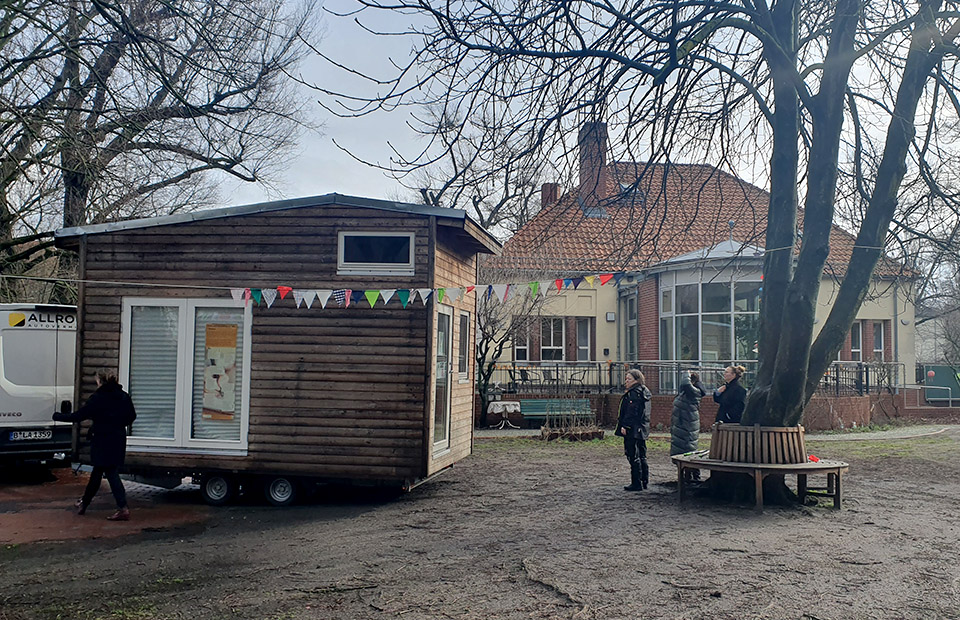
[8,313,25,327]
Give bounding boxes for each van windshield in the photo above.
[1,330,73,388]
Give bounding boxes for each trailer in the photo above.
[54,194,500,505]
[0,304,76,466]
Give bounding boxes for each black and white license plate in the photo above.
[9,430,53,441]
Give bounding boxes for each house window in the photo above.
[576,318,591,361]
[337,231,415,276]
[850,321,862,362]
[873,321,884,361]
[625,295,637,360]
[541,318,565,361]
[458,312,470,380]
[121,298,251,452]
[660,279,760,362]
[514,322,529,361]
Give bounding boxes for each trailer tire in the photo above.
[200,475,235,506]
[264,476,297,507]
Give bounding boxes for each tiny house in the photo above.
[54,194,499,504]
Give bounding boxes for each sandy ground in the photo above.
[3,430,960,620]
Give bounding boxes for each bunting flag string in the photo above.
[198,271,632,311]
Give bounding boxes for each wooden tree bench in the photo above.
[671,423,850,512]
[519,399,594,427]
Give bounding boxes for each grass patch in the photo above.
[38,598,159,620]
[806,436,960,462]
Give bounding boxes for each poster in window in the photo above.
[202,324,238,420]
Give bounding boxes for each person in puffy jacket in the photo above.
[53,369,137,521]
[714,365,747,424]
[616,369,652,491]
[671,371,706,481]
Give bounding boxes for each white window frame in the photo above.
[337,231,415,276]
[873,321,884,361]
[120,298,252,454]
[541,317,565,361]
[458,311,471,383]
[850,321,862,362]
[576,318,591,361]
[514,322,529,362]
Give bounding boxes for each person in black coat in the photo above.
[616,369,652,491]
[714,365,747,424]
[671,371,706,480]
[53,369,137,520]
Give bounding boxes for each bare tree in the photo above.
[318,0,960,427]
[475,259,555,425]
[1,0,317,280]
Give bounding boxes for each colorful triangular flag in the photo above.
[230,288,244,302]
[317,290,332,309]
[262,288,278,308]
[332,289,346,307]
[303,290,316,309]
[345,289,353,308]
[437,288,445,303]
[539,281,552,296]
[381,289,396,305]
[584,275,596,287]
[293,290,305,308]
[417,289,432,305]
[277,286,292,300]
[613,273,626,285]
[251,289,262,305]
[572,277,583,289]
[563,278,573,289]
[349,290,364,307]
[446,288,461,303]
[555,279,564,292]
[243,288,251,302]
[599,274,614,286]
[529,282,539,297]
[397,289,410,308]
[364,290,379,308]
[466,285,476,294]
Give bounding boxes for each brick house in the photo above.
[489,122,915,390]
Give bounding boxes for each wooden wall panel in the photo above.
[75,204,442,484]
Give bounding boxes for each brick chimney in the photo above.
[540,182,559,207]
[578,122,608,204]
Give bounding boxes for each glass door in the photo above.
[433,307,452,449]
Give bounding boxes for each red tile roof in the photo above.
[492,162,906,278]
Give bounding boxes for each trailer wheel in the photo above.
[200,475,235,506]
[264,476,297,507]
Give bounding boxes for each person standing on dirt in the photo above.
[671,370,706,482]
[53,368,137,521]
[616,369,651,491]
[714,365,747,424]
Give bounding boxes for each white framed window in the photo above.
[120,298,252,453]
[458,311,471,382]
[576,318,591,361]
[514,322,529,362]
[625,295,637,360]
[541,317,565,361]
[850,321,862,362]
[337,231,415,276]
[873,321,884,361]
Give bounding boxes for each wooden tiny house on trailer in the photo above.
[54,194,500,505]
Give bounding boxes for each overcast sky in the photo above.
[219,1,419,207]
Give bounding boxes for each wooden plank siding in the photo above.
[427,227,479,475]
[74,204,443,484]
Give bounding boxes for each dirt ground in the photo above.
[3,430,960,620]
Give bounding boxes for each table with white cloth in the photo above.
[487,400,522,429]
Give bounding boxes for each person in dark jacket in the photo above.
[713,365,747,424]
[671,371,706,481]
[616,369,652,491]
[53,369,137,521]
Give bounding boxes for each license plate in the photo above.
[9,430,53,441]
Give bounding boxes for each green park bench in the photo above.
[520,399,595,428]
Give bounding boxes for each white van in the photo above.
[0,304,76,465]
